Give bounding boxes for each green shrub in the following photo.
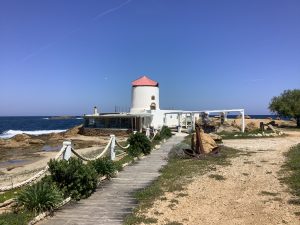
[89,157,117,178]
[16,179,63,215]
[48,158,98,200]
[127,132,152,157]
[160,126,172,139]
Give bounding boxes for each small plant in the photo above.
[16,179,63,215]
[48,158,98,200]
[88,157,117,178]
[127,132,152,157]
[160,126,172,139]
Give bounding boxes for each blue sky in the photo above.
[0,0,299,116]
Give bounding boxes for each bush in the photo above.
[160,126,172,139]
[127,132,152,157]
[88,157,117,178]
[16,179,63,215]
[48,158,98,200]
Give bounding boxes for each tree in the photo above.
[269,89,300,127]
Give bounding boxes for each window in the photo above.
[150,103,156,110]
[151,95,155,100]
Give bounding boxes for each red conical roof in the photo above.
[132,76,158,87]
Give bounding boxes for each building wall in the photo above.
[131,86,160,113]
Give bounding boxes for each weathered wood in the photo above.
[39,135,185,225]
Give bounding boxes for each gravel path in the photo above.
[144,131,300,225]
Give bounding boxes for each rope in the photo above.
[150,130,158,142]
[71,137,112,161]
[115,139,130,150]
[0,146,66,192]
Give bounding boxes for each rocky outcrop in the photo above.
[245,115,251,119]
[209,133,222,142]
[12,134,31,142]
[245,122,258,132]
[193,130,218,154]
[64,125,83,137]
[216,124,240,133]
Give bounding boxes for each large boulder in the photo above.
[245,122,258,132]
[193,130,218,154]
[245,115,251,119]
[209,133,222,142]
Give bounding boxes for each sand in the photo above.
[143,130,300,225]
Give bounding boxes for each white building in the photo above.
[83,75,245,133]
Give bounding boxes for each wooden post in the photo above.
[195,125,205,154]
[110,135,116,160]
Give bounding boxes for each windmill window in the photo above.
[151,95,155,100]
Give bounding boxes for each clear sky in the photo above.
[0,0,299,116]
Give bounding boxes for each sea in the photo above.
[0,115,284,139]
[0,116,84,139]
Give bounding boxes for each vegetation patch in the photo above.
[260,191,278,196]
[124,141,239,225]
[208,174,226,181]
[16,179,63,215]
[48,158,98,200]
[0,211,34,225]
[281,144,300,204]
[127,132,152,157]
[0,188,20,203]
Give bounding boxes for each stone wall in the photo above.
[79,127,131,137]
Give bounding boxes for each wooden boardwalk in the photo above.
[40,134,186,225]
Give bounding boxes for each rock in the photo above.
[236,115,242,119]
[266,117,273,120]
[193,130,218,154]
[245,115,251,119]
[245,122,258,132]
[0,139,5,145]
[217,125,240,133]
[290,118,297,122]
[49,132,64,140]
[64,125,83,137]
[209,133,222,142]
[28,139,45,145]
[12,134,31,142]
[276,117,281,120]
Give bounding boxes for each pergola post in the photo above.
[191,113,196,131]
[146,127,150,138]
[241,110,245,132]
[178,113,182,133]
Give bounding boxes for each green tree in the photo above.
[269,89,300,127]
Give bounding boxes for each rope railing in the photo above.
[0,145,66,192]
[115,139,130,150]
[70,137,112,161]
[0,130,161,192]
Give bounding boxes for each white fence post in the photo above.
[110,134,116,160]
[63,141,72,160]
[146,128,150,139]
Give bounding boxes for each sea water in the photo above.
[0,116,83,139]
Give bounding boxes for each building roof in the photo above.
[131,75,159,87]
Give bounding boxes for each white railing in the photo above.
[0,130,160,192]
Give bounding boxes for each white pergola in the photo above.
[164,109,245,132]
